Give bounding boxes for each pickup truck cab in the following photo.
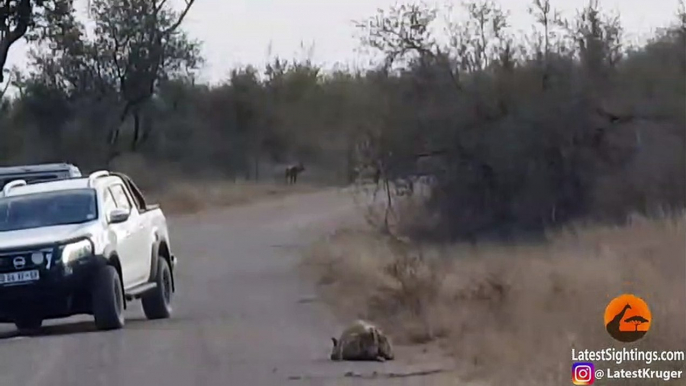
[0,170,177,332]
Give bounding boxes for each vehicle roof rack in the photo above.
[2,179,27,196]
[88,170,110,187]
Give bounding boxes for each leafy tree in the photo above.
[0,0,32,82]
[88,0,201,153]
[19,0,201,164]
[0,0,80,82]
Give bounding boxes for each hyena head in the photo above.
[330,337,342,360]
[377,331,394,360]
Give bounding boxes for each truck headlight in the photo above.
[60,239,93,264]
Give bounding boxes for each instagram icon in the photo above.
[572,362,595,385]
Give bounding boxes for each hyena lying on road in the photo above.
[330,320,394,362]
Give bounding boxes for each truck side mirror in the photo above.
[108,208,130,224]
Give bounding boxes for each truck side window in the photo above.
[110,184,132,211]
[123,178,145,210]
[103,189,117,214]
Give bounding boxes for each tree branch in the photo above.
[0,0,31,82]
[161,0,195,36]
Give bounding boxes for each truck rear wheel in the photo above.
[141,258,172,320]
[92,265,125,330]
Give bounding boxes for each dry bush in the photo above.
[302,215,686,385]
[352,179,439,238]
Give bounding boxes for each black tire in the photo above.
[91,265,125,330]
[14,317,42,335]
[141,258,172,320]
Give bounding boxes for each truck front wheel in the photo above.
[15,317,42,335]
[91,265,125,330]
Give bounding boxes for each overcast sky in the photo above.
[2,0,680,87]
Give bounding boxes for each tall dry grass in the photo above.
[148,180,318,214]
[108,153,320,214]
[301,214,686,385]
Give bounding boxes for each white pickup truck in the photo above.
[0,170,177,332]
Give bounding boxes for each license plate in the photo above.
[0,270,39,285]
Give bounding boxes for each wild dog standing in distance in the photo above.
[285,162,305,184]
[330,320,394,362]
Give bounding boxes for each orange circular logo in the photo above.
[604,293,652,343]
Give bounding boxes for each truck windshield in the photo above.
[0,189,98,232]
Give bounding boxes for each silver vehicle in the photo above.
[0,163,82,191]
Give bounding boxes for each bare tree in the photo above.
[88,0,199,156]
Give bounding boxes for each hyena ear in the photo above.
[331,337,338,347]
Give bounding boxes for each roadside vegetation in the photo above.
[303,214,685,385]
[1,0,685,383]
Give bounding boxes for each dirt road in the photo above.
[0,188,458,386]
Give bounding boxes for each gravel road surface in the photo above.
[0,188,458,386]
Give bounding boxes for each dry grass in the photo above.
[148,180,318,214]
[301,214,686,385]
[108,153,321,214]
